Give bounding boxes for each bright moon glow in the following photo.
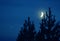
[40,12,44,18]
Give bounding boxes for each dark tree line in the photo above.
[16,8,60,41]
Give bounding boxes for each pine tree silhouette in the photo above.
[36,19,47,41]
[46,8,56,41]
[35,8,60,41]
[16,17,36,41]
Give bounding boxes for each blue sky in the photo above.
[0,0,60,41]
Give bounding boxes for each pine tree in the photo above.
[36,8,57,41]
[16,19,27,41]
[16,17,36,41]
[46,8,56,41]
[36,19,47,41]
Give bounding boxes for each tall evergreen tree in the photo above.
[36,19,47,41]
[16,17,36,41]
[36,8,57,41]
[46,8,56,41]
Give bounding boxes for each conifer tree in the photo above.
[16,17,36,41]
[36,8,57,41]
[46,8,56,41]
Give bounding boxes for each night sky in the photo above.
[0,0,60,41]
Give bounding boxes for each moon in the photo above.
[40,12,44,18]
